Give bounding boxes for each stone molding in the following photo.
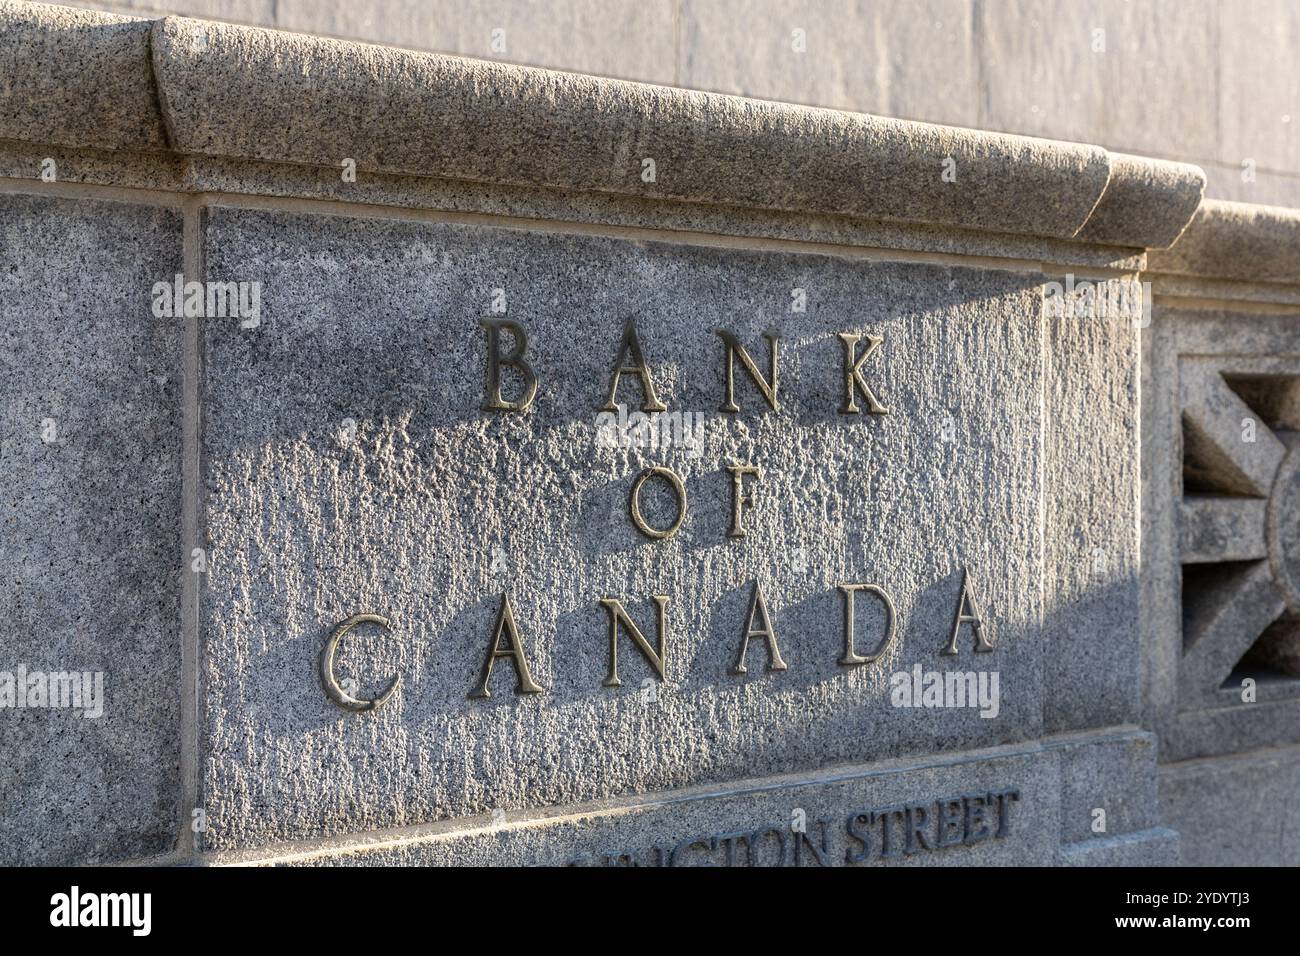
[1,0,1206,249]
[1148,199,1300,284]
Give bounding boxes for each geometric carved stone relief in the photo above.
[1180,358,1300,704]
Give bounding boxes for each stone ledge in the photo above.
[1,1,1203,248]
[1058,827,1181,867]
[0,1,167,152]
[1148,199,1300,284]
[1076,152,1205,249]
[207,738,1063,866]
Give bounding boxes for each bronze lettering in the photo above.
[716,831,752,867]
[468,593,543,699]
[318,613,401,713]
[935,797,965,848]
[588,787,1026,866]
[749,828,788,866]
[941,567,994,655]
[726,463,761,538]
[629,466,687,540]
[876,805,907,859]
[962,792,992,844]
[793,820,832,867]
[844,811,873,864]
[480,319,538,412]
[717,330,779,412]
[837,332,889,415]
[991,787,1021,837]
[599,595,670,687]
[731,580,788,674]
[669,836,719,867]
[905,803,933,854]
[602,318,666,412]
[837,583,897,666]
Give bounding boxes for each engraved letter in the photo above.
[962,792,992,844]
[991,787,1021,837]
[469,593,543,698]
[837,332,889,415]
[629,466,687,540]
[793,820,832,866]
[602,318,666,412]
[940,567,993,655]
[837,584,897,666]
[599,596,670,687]
[731,580,788,674]
[935,797,965,848]
[727,463,761,538]
[480,319,538,412]
[844,811,873,864]
[319,613,400,713]
[717,330,779,412]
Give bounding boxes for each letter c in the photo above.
[319,613,401,713]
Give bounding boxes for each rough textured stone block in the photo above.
[198,205,1050,850]
[1142,293,1300,762]
[1148,200,1300,283]
[9,0,1295,870]
[1074,153,1203,249]
[0,5,1207,251]
[1042,278,1141,732]
[147,15,1132,242]
[0,192,183,865]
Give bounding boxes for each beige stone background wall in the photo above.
[63,0,1300,210]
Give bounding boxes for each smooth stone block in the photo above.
[273,0,679,85]
[680,0,979,129]
[70,0,678,83]
[1201,161,1300,211]
[1160,744,1300,866]
[1217,0,1300,175]
[1047,729,1160,844]
[0,192,183,865]
[978,0,1218,162]
[199,206,1049,850]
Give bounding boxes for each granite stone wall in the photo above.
[0,0,1297,867]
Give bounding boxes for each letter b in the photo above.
[481,319,538,412]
